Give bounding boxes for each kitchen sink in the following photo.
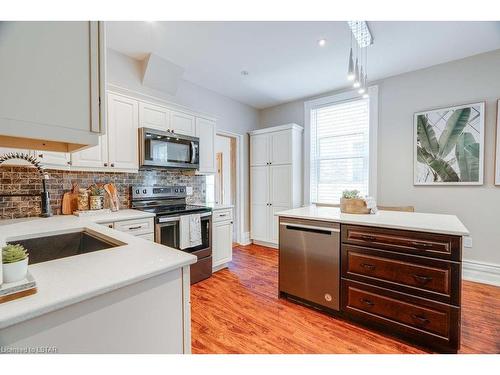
[7,230,123,265]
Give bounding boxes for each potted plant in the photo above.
[2,244,29,283]
[340,190,370,214]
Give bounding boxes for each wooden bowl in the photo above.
[340,198,370,214]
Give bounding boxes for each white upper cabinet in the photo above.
[107,94,139,170]
[250,129,293,166]
[171,111,195,136]
[36,151,71,168]
[195,117,216,174]
[0,21,105,153]
[270,130,292,165]
[250,134,269,166]
[71,135,108,169]
[139,102,170,131]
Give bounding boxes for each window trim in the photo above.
[303,85,378,205]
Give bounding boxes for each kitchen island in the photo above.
[277,206,469,353]
[0,210,196,353]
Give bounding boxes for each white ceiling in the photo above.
[107,21,500,109]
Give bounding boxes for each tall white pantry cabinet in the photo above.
[249,124,303,247]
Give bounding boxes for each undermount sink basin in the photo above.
[8,230,124,265]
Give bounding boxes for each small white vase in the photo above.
[2,258,28,283]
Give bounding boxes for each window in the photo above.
[307,89,376,204]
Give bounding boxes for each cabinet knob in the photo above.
[110,163,115,167]
[67,161,72,166]
[38,154,43,158]
[104,163,108,167]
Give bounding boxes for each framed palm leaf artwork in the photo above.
[414,102,485,185]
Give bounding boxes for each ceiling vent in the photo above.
[141,53,185,95]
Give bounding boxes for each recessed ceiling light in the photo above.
[241,70,249,76]
[318,39,327,47]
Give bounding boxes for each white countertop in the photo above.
[0,210,197,329]
[276,206,469,236]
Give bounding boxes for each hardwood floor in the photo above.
[191,244,500,354]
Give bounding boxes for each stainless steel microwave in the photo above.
[139,127,200,170]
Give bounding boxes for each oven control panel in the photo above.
[132,186,186,199]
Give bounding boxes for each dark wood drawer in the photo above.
[342,245,460,305]
[341,225,461,261]
[342,280,460,352]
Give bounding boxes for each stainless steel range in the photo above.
[131,186,212,284]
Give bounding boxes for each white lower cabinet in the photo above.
[100,217,155,240]
[212,208,233,271]
[250,204,269,242]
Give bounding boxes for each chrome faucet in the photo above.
[0,152,53,217]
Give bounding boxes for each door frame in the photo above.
[216,129,245,245]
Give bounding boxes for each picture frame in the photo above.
[495,99,500,185]
[414,102,485,185]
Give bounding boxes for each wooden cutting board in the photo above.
[62,183,79,215]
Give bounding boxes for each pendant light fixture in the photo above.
[347,31,355,81]
[347,47,355,81]
[353,55,360,88]
[346,21,373,96]
[358,66,365,94]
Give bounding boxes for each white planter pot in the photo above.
[2,258,28,283]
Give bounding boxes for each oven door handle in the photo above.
[158,212,211,223]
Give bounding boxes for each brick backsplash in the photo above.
[0,166,206,219]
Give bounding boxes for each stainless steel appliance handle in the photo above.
[190,141,196,164]
[158,211,211,223]
[280,222,340,233]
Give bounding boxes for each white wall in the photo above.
[259,49,500,277]
[107,49,259,235]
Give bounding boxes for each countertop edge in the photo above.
[277,211,470,236]
[0,256,195,330]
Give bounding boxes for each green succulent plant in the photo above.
[2,244,29,264]
[342,190,361,199]
[417,107,479,182]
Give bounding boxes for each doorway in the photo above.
[215,134,237,241]
[206,131,242,243]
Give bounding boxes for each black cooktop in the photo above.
[138,204,211,216]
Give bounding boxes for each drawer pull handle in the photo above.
[359,298,374,306]
[219,214,227,217]
[361,263,376,271]
[359,235,376,241]
[413,274,433,284]
[410,241,433,249]
[411,314,430,325]
[128,226,143,230]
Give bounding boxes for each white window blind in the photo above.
[310,97,370,204]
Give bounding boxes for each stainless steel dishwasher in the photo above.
[279,217,340,311]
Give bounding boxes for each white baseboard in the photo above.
[252,240,278,249]
[463,260,500,286]
[238,232,251,246]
